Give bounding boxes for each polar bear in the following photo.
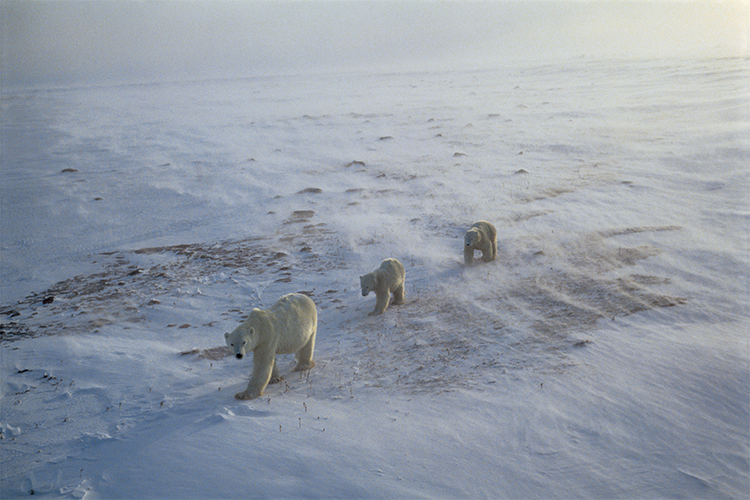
[360,258,406,316]
[224,293,317,400]
[464,220,497,265]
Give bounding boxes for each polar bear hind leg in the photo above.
[392,283,405,305]
[482,241,495,262]
[293,330,316,372]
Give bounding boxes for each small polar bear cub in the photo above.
[464,220,498,265]
[360,258,406,316]
[224,293,317,400]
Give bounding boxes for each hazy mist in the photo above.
[2,0,749,86]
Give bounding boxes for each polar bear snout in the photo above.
[235,353,244,360]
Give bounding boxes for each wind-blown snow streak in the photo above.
[1,57,748,498]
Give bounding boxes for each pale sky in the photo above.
[2,0,748,86]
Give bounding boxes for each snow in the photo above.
[2,55,749,498]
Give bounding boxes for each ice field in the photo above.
[1,37,749,500]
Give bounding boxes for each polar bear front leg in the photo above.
[236,349,275,400]
[235,386,263,401]
[369,290,390,316]
[464,247,475,266]
[269,358,283,384]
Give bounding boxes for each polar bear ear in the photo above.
[224,332,230,340]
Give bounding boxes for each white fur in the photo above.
[360,258,406,316]
[224,293,317,400]
[464,220,497,265]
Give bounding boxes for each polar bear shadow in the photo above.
[228,405,273,418]
[199,407,272,428]
[194,405,274,437]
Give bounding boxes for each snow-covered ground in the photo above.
[1,56,749,498]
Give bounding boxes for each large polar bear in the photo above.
[464,220,497,265]
[360,258,406,316]
[224,293,317,400]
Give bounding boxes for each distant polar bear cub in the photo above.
[360,258,406,316]
[464,220,497,265]
[224,293,317,400]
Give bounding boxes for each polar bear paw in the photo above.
[293,360,315,372]
[235,390,261,400]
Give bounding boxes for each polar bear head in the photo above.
[224,308,271,359]
[360,273,378,296]
[465,229,482,248]
[225,328,254,359]
[226,317,265,361]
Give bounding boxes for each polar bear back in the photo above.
[467,220,496,244]
[375,258,405,289]
[268,293,317,354]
